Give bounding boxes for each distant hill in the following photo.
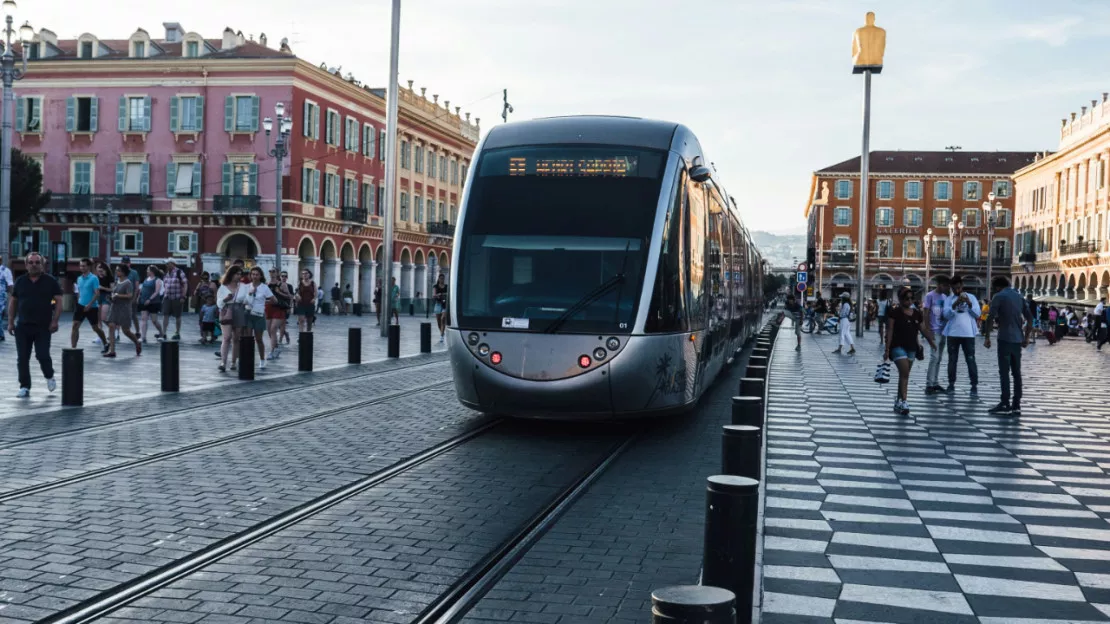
[751,230,807,268]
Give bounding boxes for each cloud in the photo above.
[1003,16,1084,46]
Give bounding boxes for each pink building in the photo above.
[15,22,479,309]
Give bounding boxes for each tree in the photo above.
[763,272,787,298]
[9,148,51,238]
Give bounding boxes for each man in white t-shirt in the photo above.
[942,274,981,394]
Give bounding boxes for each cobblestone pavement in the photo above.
[762,327,1110,623]
[0,312,447,416]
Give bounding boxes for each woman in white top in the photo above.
[216,266,245,373]
[243,267,275,370]
[832,292,856,355]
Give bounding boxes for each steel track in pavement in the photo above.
[0,357,447,451]
[0,379,455,505]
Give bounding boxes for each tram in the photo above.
[447,115,765,419]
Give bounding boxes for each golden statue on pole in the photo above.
[852,11,886,74]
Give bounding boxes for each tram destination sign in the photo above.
[508,155,639,177]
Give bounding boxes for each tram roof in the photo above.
[482,115,684,151]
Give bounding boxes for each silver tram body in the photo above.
[447,116,764,419]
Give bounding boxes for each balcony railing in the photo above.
[44,193,153,213]
[213,194,261,213]
[427,221,455,237]
[342,206,368,223]
[1059,240,1100,257]
[1018,252,1038,264]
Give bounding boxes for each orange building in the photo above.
[804,151,1037,300]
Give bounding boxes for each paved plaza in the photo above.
[762,324,1110,623]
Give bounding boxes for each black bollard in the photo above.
[731,396,764,428]
[160,340,179,392]
[61,348,83,407]
[722,425,762,481]
[651,585,735,624]
[740,377,764,398]
[748,355,769,368]
[420,322,432,353]
[299,331,313,372]
[388,324,400,358]
[239,335,255,380]
[703,475,760,623]
[348,327,362,364]
[745,365,767,380]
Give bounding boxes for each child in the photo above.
[200,295,218,345]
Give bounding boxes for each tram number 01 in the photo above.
[619,322,628,329]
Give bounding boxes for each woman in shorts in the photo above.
[244,267,275,370]
[885,287,936,417]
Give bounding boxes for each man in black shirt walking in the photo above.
[983,275,1033,417]
[8,252,63,398]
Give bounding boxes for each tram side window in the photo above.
[646,168,687,333]
[732,225,746,314]
[686,179,707,331]
[707,192,726,326]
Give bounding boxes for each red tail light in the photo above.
[578,355,591,368]
[490,352,502,365]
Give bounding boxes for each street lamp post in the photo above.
[380,0,401,336]
[0,2,32,261]
[982,191,1001,299]
[263,104,293,275]
[923,228,935,291]
[98,202,118,263]
[947,213,964,277]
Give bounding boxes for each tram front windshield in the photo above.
[457,145,666,334]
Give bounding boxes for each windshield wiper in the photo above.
[545,241,633,335]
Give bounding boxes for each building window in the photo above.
[994,209,1011,228]
[1100,161,1107,190]
[439,155,447,182]
[362,123,375,157]
[993,239,1010,259]
[904,180,921,201]
[875,207,893,227]
[438,201,445,223]
[833,206,851,226]
[224,95,259,133]
[835,179,852,199]
[120,95,151,132]
[168,231,198,254]
[415,196,424,223]
[935,181,951,201]
[903,239,920,259]
[832,236,851,251]
[964,181,980,201]
[185,41,199,58]
[303,102,320,140]
[80,41,94,58]
[400,141,411,169]
[167,161,200,198]
[323,110,339,144]
[68,230,92,258]
[399,192,409,220]
[324,173,339,207]
[933,208,951,227]
[904,207,922,227]
[118,231,142,254]
[415,145,425,174]
[427,149,437,178]
[993,180,1011,198]
[133,41,145,58]
[27,42,39,59]
[118,162,148,195]
[362,182,374,213]
[16,96,41,132]
[877,180,893,200]
[963,208,980,228]
[71,161,92,194]
[301,167,316,203]
[451,160,459,185]
[344,117,359,152]
[221,162,258,196]
[962,239,979,261]
[460,164,468,187]
[344,178,358,207]
[379,130,386,160]
[173,95,204,132]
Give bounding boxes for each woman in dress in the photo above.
[138,266,165,344]
[295,270,317,333]
[105,265,142,358]
[885,287,936,416]
[433,273,448,343]
[265,268,292,359]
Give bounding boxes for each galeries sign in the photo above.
[876,227,990,236]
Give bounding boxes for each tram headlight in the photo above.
[478,343,490,357]
[490,352,502,365]
[468,332,480,346]
[593,347,607,361]
[606,337,620,351]
[578,354,591,368]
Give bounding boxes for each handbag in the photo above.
[873,361,891,384]
[219,304,233,324]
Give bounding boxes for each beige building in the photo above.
[1012,94,1110,306]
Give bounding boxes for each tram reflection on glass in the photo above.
[447,116,765,419]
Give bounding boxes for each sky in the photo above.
[22,0,1110,234]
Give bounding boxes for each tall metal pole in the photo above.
[274,119,284,277]
[379,0,400,337]
[855,69,871,337]
[818,203,825,300]
[0,16,17,262]
[986,217,993,300]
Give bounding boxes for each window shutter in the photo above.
[380,130,386,159]
[248,163,258,195]
[352,122,359,153]
[192,162,202,198]
[88,231,98,259]
[313,170,320,204]
[65,97,76,132]
[169,96,179,132]
[38,230,49,253]
[90,97,99,132]
[167,162,177,198]
[118,95,127,131]
[301,169,309,202]
[312,106,319,139]
[303,102,311,137]
[15,98,24,131]
[140,162,150,195]
[136,231,144,252]
[168,231,176,253]
[193,95,204,131]
[143,96,152,131]
[115,162,125,194]
[250,96,260,131]
[61,230,71,257]
[113,231,121,254]
[189,232,198,253]
[221,162,232,195]
[223,96,233,131]
[10,238,20,258]
[325,113,332,144]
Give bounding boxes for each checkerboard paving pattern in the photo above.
[762,329,1110,623]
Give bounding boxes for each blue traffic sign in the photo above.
[796,282,807,292]
[797,271,808,283]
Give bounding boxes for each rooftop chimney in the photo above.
[162,22,184,42]
[221,27,236,50]
[38,27,56,45]
[236,30,246,46]
[259,33,267,47]
[1083,106,1088,115]
[279,37,291,53]
[1072,112,1078,121]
